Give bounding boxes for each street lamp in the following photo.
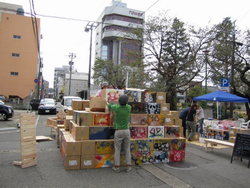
[203,50,210,109]
[85,22,98,99]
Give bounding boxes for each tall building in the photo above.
[95,1,144,66]
[0,2,41,100]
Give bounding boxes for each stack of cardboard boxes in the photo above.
[228,127,250,143]
[56,89,186,170]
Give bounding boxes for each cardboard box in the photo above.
[82,100,90,110]
[153,138,171,151]
[174,119,182,127]
[71,122,89,141]
[130,114,148,125]
[90,97,106,112]
[148,126,164,138]
[56,125,64,145]
[124,90,143,102]
[128,102,146,114]
[46,117,64,127]
[72,99,83,110]
[165,126,180,138]
[57,110,67,119]
[95,140,115,154]
[153,150,170,163]
[160,103,170,114]
[81,155,95,169]
[93,112,111,126]
[143,91,157,103]
[170,150,185,162]
[134,139,154,153]
[192,132,199,141]
[64,116,73,130]
[164,114,174,126]
[130,126,148,139]
[235,128,250,135]
[156,92,166,103]
[170,111,179,120]
[131,151,154,164]
[102,89,124,101]
[77,111,93,126]
[170,138,186,150]
[229,136,236,143]
[148,114,165,126]
[81,140,95,155]
[89,127,114,140]
[67,107,74,116]
[63,154,81,170]
[145,103,161,114]
[95,154,114,168]
[62,134,81,156]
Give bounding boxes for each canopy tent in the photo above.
[193,90,249,119]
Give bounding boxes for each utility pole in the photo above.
[85,22,98,99]
[68,53,76,96]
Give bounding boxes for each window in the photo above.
[12,53,20,57]
[13,35,21,39]
[10,72,18,76]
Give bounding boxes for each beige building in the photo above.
[0,2,40,100]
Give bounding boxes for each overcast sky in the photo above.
[1,0,250,88]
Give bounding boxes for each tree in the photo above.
[137,12,211,109]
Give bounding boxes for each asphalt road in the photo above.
[0,111,249,188]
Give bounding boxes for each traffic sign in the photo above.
[34,78,39,83]
[221,78,229,87]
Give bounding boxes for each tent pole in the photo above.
[217,101,219,120]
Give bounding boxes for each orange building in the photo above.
[0,2,40,100]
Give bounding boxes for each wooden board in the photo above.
[14,113,37,168]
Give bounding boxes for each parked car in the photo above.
[30,99,41,110]
[38,98,57,115]
[0,95,6,102]
[0,100,14,121]
[61,96,81,113]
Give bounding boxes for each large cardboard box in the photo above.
[128,102,146,114]
[102,89,124,101]
[148,114,165,126]
[63,154,81,170]
[130,126,148,139]
[93,112,111,126]
[153,138,171,151]
[174,119,182,127]
[131,151,154,164]
[95,154,114,168]
[170,111,179,120]
[77,111,93,126]
[67,107,74,116]
[156,92,166,103]
[62,134,81,156]
[72,99,83,110]
[148,126,164,138]
[134,139,154,153]
[124,90,143,102]
[165,126,180,138]
[235,128,250,135]
[130,114,148,126]
[89,127,114,140]
[228,136,236,143]
[164,114,174,126]
[95,140,115,154]
[153,150,170,163]
[170,150,185,162]
[64,116,73,130]
[71,122,89,141]
[160,103,170,115]
[90,97,106,112]
[82,100,90,110]
[143,91,157,103]
[170,138,186,150]
[145,103,161,114]
[46,117,64,127]
[81,155,95,169]
[81,140,95,155]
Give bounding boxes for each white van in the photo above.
[60,96,81,112]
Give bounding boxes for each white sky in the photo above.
[1,0,250,88]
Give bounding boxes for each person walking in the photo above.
[179,107,190,138]
[186,103,198,141]
[196,105,205,136]
[106,94,132,172]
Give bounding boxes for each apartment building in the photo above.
[94,1,144,87]
[0,2,41,101]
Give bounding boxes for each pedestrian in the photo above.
[196,105,204,136]
[186,103,198,141]
[179,107,190,138]
[106,94,132,172]
[96,82,109,97]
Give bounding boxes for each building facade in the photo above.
[94,1,144,87]
[0,2,41,100]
